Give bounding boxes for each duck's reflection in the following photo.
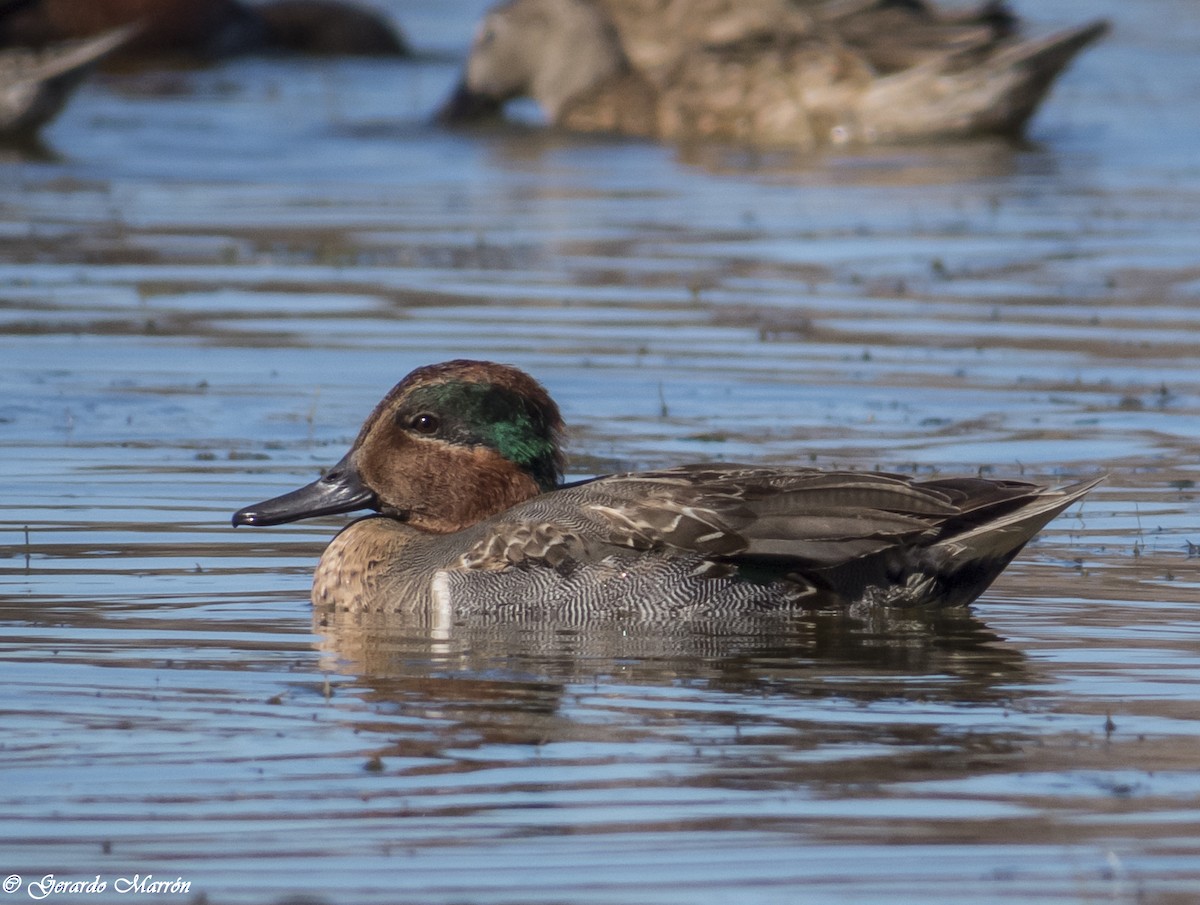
[315,602,1028,742]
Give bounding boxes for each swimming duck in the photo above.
[0,23,131,139]
[253,0,408,56]
[439,0,1109,148]
[0,0,406,63]
[233,360,1100,619]
[0,0,262,60]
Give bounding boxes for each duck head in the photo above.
[233,360,565,534]
[438,0,627,124]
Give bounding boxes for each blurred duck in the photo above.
[440,0,1109,148]
[254,0,408,56]
[233,360,1101,619]
[0,0,406,64]
[0,22,131,138]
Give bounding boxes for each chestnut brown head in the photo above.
[233,360,565,534]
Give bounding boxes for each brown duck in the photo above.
[440,0,1109,148]
[233,360,1101,620]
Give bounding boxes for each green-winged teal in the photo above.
[233,360,1101,619]
[439,0,1108,148]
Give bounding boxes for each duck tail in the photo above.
[26,23,139,83]
[859,18,1109,141]
[3,23,136,136]
[940,475,1104,560]
[2,23,136,136]
[973,19,1110,134]
[918,475,1103,608]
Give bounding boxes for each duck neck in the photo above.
[397,446,547,535]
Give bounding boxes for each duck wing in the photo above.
[564,465,1100,606]
[578,465,953,560]
[466,466,1099,608]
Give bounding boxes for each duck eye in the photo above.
[409,413,440,435]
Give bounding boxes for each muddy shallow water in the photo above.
[1,1,1199,903]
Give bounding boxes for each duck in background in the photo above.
[0,19,132,139]
[232,360,1101,620]
[253,0,408,56]
[439,0,1109,149]
[0,0,406,65]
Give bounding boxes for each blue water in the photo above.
[1,1,1199,903]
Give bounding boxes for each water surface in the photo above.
[2,1,1199,903]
